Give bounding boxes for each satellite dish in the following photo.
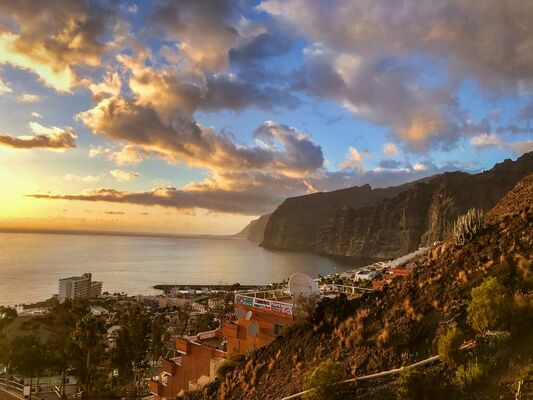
[235,308,244,319]
[247,322,259,338]
[244,310,252,321]
[288,273,320,298]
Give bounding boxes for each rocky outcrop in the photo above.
[262,152,533,259]
[234,214,271,242]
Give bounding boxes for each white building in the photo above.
[58,273,102,303]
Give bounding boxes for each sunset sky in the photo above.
[0,0,532,235]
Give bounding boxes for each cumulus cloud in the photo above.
[470,133,533,156]
[31,112,43,119]
[0,77,12,94]
[150,0,240,72]
[0,123,76,149]
[65,174,100,183]
[110,169,139,182]
[383,142,398,155]
[339,147,365,172]
[470,133,503,149]
[259,0,533,151]
[17,93,41,103]
[77,95,322,176]
[0,0,115,91]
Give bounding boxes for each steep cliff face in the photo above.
[234,214,271,242]
[262,152,533,259]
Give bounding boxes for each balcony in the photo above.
[234,290,294,316]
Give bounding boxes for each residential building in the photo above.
[58,273,102,302]
[150,289,295,399]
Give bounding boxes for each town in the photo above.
[0,247,428,400]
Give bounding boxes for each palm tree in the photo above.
[72,315,106,399]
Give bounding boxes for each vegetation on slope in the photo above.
[193,173,533,399]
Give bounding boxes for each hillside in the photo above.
[234,214,271,242]
[261,152,533,260]
[198,173,533,399]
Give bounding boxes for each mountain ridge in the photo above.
[261,152,533,260]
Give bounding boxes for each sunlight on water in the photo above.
[0,232,347,305]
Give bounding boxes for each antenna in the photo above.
[288,273,320,298]
[247,322,259,338]
[235,307,244,319]
[244,310,252,320]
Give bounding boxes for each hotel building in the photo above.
[58,273,102,303]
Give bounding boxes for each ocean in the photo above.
[0,232,347,306]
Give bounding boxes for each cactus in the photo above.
[453,208,484,245]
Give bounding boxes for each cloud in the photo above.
[31,112,43,119]
[0,0,115,91]
[509,140,533,155]
[17,93,41,103]
[339,146,365,172]
[110,169,139,182]
[65,174,101,183]
[150,0,240,72]
[104,211,125,215]
[470,133,533,156]
[470,133,503,149]
[78,95,322,176]
[28,158,463,215]
[0,123,76,149]
[259,0,533,151]
[0,77,12,94]
[383,142,398,155]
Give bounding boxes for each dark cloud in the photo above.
[78,96,322,174]
[150,0,240,71]
[259,0,533,151]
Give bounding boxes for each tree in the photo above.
[467,277,513,332]
[9,334,49,399]
[46,299,89,397]
[112,306,151,395]
[72,315,106,399]
[302,360,346,400]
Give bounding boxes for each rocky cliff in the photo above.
[197,171,533,400]
[234,214,270,242]
[262,152,533,259]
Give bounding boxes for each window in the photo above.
[273,323,284,336]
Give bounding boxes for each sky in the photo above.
[0,0,532,235]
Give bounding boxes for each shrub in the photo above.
[294,293,321,321]
[302,360,346,400]
[397,368,447,400]
[438,327,464,366]
[467,277,513,332]
[455,361,487,388]
[216,353,246,378]
[453,208,484,245]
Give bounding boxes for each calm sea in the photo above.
[0,232,347,306]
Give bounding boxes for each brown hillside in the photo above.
[199,173,533,400]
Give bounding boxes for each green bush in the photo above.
[438,327,464,366]
[397,368,447,400]
[302,360,346,400]
[467,277,513,332]
[453,208,484,245]
[455,361,487,388]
